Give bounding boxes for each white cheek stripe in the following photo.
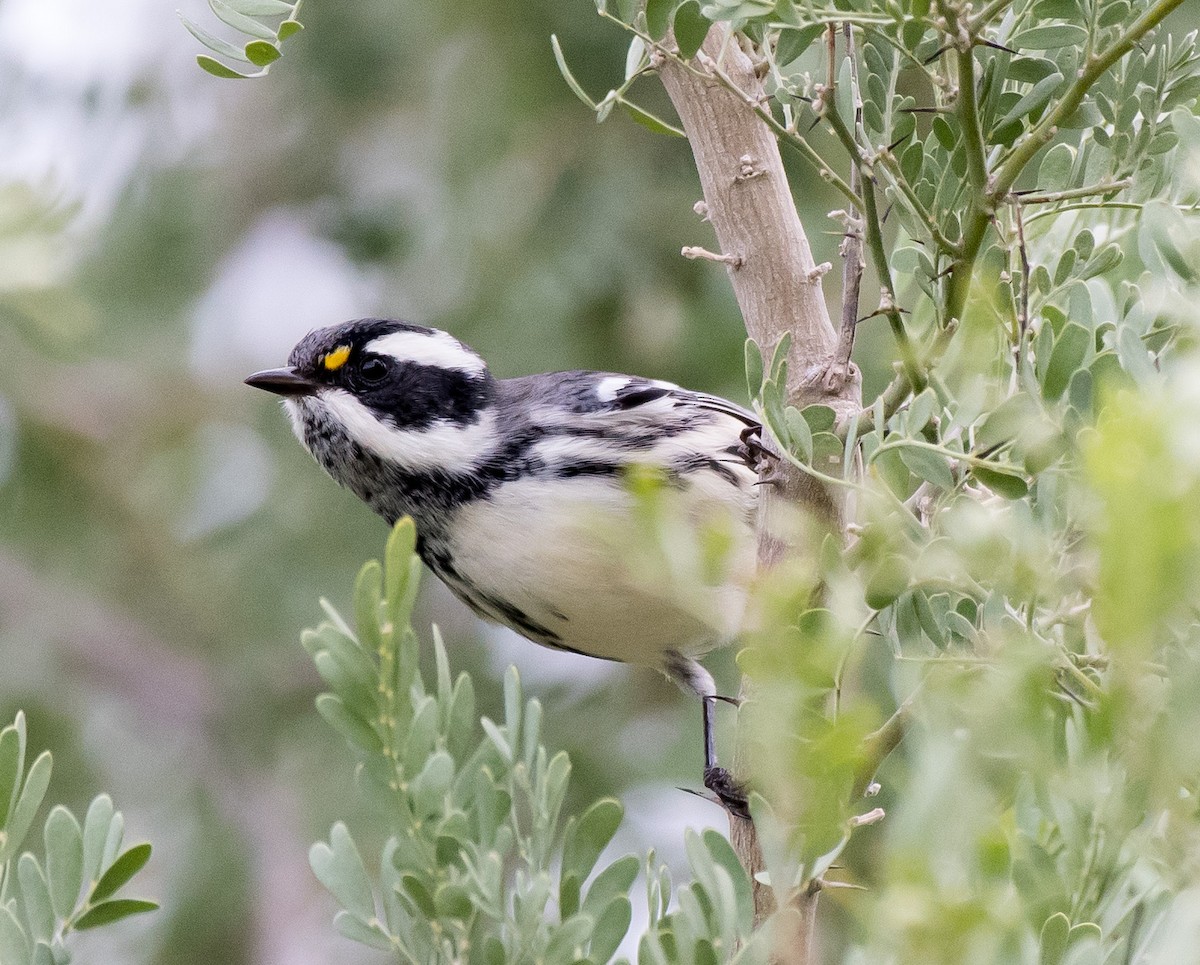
[314,389,498,470]
[365,330,487,375]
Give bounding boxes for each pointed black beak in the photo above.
[244,366,320,397]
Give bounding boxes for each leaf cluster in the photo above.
[0,713,157,965]
[179,0,304,79]
[306,519,766,964]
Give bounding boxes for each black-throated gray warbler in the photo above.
[247,318,760,814]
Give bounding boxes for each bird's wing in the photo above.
[607,377,760,429]
[499,372,760,483]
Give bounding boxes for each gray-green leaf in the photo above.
[310,823,375,921]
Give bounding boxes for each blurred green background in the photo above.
[0,0,888,961]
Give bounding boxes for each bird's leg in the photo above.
[664,651,750,819]
[701,695,750,820]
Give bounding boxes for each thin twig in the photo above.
[1012,201,1031,371]
[821,101,925,388]
[1011,178,1133,205]
[828,24,864,391]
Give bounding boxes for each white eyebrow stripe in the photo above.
[365,330,487,374]
[303,390,498,470]
[595,376,632,402]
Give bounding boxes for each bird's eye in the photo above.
[360,357,390,383]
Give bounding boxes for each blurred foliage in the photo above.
[0,711,157,965]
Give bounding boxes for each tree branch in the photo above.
[657,24,863,959]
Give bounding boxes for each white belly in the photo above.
[445,474,755,667]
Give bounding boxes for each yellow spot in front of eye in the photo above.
[323,345,351,371]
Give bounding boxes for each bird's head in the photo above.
[246,318,497,478]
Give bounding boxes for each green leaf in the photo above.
[72,899,159,931]
[209,0,277,39]
[912,589,948,648]
[480,718,513,761]
[1078,242,1122,280]
[944,609,978,641]
[433,883,474,920]
[783,406,813,461]
[1036,143,1075,190]
[583,854,641,919]
[1040,911,1071,965]
[1115,325,1158,384]
[544,913,595,965]
[44,806,84,918]
[1042,322,1090,400]
[559,872,583,920]
[17,855,54,944]
[802,404,837,434]
[673,1,712,59]
[223,0,293,13]
[91,843,152,904]
[0,904,30,965]
[410,751,455,817]
[906,388,938,432]
[503,666,522,744]
[1010,24,1087,49]
[1008,56,1058,84]
[179,13,253,61]
[899,142,924,184]
[775,23,822,65]
[102,812,125,870]
[972,466,1029,499]
[865,555,910,610]
[0,721,20,828]
[244,40,281,66]
[563,799,623,883]
[589,896,633,963]
[384,528,421,642]
[744,338,764,398]
[315,694,380,752]
[767,331,792,384]
[313,626,378,712]
[995,72,1063,128]
[310,823,375,920]
[196,54,261,78]
[620,99,686,137]
[277,18,303,40]
[333,911,394,951]
[645,0,674,39]
[399,873,436,917]
[898,446,954,490]
[551,35,598,110]
[1,750,51,862]
[701,829,752,928]
[976,393,1039,449]
[81,795,115,889]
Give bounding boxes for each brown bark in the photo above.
[657,25,863,965]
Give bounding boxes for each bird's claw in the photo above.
[703,765,751,820]
[737,425,778,476]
